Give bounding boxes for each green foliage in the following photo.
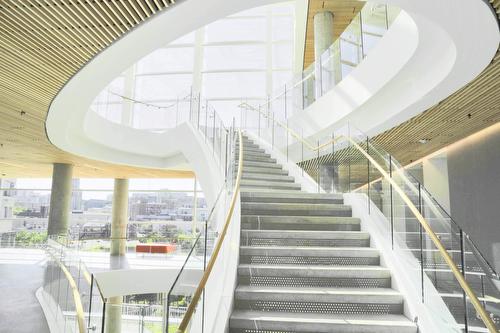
[14,231,47,245]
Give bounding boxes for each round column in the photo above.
[47,163,73,236]
[110,178,129,256]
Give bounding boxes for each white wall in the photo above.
[423,154,450,212]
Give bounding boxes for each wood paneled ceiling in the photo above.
[374,49,500,165]
[0,0,193,178]
[0,0,498,178]
[303,0,365,68]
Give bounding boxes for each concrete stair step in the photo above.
[240,230,370,247]
[229,311,417,333]
[241,173,295,182]
[241,216,361,231]
[241,191,343,204]
[238,264,392,278]
[239,160,282,169]
[242,166,288,175]
[240,180,301,191]
[239,246,380,266]
[234,286,404,314]
[241,155,277,163]
[237,150,270,158]
[241,202,351,217]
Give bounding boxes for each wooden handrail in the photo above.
[176,130,244,333]
[238,103,498,331]
[49,252,87,333]
[345,136,498,332]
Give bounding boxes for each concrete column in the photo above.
[313,11,334,62]
[313,11,334,99]
[110,178,129,256]
[105,179,129,333]
[47,163,73,236]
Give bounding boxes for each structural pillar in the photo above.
[110,178,129,256]
[47,163,73,236]
[313,11,334,61]
[105,178,129,333]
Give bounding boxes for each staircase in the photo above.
[229,135,417,333]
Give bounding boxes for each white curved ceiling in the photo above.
[46,0,500,169]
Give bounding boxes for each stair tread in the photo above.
[235,286,402,298]
[238,264,391,275]
[230,310,417,328]
[242,215,360,223]
[240,246,378,256]
[241,230,369,238]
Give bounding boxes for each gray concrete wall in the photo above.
[447,125,500,272]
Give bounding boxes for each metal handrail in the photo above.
[176,130,244,333]
[241,103,498,332]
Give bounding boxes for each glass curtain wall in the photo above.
[91,2,295,129]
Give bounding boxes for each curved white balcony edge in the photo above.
[46,0,499,171]
[292,0,499,139]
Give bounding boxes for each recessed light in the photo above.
[418,139,429,144]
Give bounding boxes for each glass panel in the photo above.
[202,72,266,99]
[136,47,194,74]
[205,18,266,43]
[135,74,193,101]
[203,44,266,71]
[272,16,294,41]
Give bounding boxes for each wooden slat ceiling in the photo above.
[0,0,195,178]
[0,0,498,178]
[303,0,365,68]
[374,49,500,165]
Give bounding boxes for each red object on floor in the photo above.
[136,243,176,254]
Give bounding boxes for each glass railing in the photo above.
[249,3,401,122]
[239,100,500,331]
[166,130,242,333]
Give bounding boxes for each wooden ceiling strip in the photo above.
[153,0,164,11]
[22,0,93,59]
[71,0,114,44]
[0,37,68,82]
[93,1,126,34]
[108,1,134,29]
[80,0,119,41]
[0,62,61,94]
[86,0,121,38]
[124,1,144,22]
[101,0,130,33]
[0,77,53,103]
[64,0,109,46]
[34,0,98,56]
[0,4,81,70]
[127,0,147,21]
[142,0,156,16]
[118,1,141,25]
[44,0,102,52]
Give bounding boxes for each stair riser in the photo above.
[234,300,403,315]
[241,208,351,217]
[241,184,302,191]
[241,156,277,163]
[242,167,288,175]
[242,222,361,231]
[241,196,343,205]
[241,175,295,182]
[239,161,282,169]
[237,276,391,289]
[237,151,271,158]
[239,255,379,266]
[240,237,369,248]
[229,321,416,333]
